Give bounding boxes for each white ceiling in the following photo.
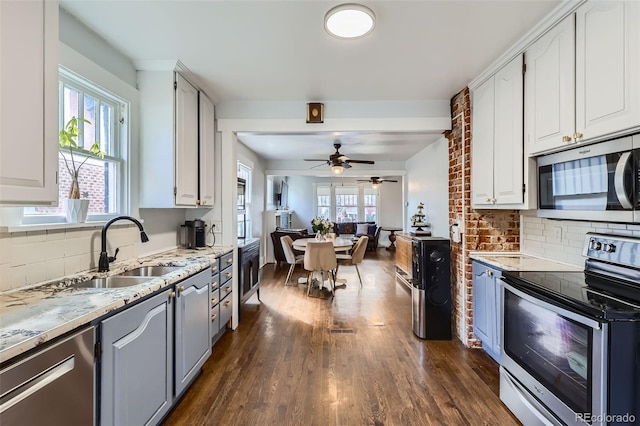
[60,0,561,164]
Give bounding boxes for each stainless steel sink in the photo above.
[117,266,182,277]
[72,276,152,289]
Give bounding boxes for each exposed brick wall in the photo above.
[446,87,520,347]
[34,158,108,215]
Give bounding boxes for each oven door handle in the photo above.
[614,151,633,209]
[502,282,602,330]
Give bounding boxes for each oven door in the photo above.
[501,283,607,425]
[537,135,638,222]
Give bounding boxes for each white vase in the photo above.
[66,199,90,223]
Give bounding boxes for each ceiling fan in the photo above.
[357,176,398,188]
[304,142,374,174]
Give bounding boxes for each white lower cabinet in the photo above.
[472,261,503,363]
[100,269,211,425]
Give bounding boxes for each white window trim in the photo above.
[313,183,379,223]
[22,66,130,225]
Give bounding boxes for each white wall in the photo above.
[521,214,640,267]
[59,7,137,87]
[286,176,316,230]
[404,137,449,238]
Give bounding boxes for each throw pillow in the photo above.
[367,224,377,236]
[356,223,369,235]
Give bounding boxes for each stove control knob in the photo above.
[590,240,602,250]
[604,243,616,253]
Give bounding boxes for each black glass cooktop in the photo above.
[503,270,640,320]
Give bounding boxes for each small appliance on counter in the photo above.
[181,219,207,249]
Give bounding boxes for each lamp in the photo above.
[331,164,344,175]
[325,4,376,39]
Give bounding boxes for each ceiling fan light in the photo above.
[331,164,344,175]
[325,4,375,39]
[371,182,379,189]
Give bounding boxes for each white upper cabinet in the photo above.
[493,57,524,205]
[575,0,640,141]
[471,77,495,207]
[526,0,640,156]
[0,0,58,206]
[525,15,575,155]
[174,73,199,206]
[198,94,215,207]
[472,55,525,208]
[138,66,215,208]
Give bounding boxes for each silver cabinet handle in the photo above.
[224,300,231,307]
[614,152,633,209]
[226,258,232,264]
[225,272,231,279]
[211,314,217,321]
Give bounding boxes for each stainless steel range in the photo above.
[500,233,640,426]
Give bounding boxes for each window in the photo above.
[314,184,379,223]
[237,162,252,238]
[335,186,359,223]
[364,187,378,222]
[317,186,331,218]
[24,68,128,223]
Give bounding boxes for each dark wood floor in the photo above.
[164,249,519,425]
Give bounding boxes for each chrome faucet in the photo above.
[98,216,149,272]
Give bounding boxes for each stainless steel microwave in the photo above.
[537,134,639,223]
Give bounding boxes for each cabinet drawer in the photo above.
[210,304,220,335]
[220,280,232,300]
[210,287,220,308]
[211,272,219,292]
[219,294,233,329]
[220,251,233,269]
[220,265,233,285]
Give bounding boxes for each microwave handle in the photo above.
[614,152,633,209]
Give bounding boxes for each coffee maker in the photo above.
[181,219,207,249]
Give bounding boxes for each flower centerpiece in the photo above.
[311,216,333,241]
[59,116,105,223]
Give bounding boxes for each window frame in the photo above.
[22,67,129,224]
[237,162,252,238]
[313,183,379,223]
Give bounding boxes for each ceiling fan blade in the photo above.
[356,180,370,182]
[304,159,329,162]
[345,159,375,164]
[381,179,398,183]
[309,162,329,169]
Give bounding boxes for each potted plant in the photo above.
[59,116,105,223]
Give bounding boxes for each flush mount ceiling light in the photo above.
[324,4,376,39]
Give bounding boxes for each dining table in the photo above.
[292,236,354,252]
[292,237,354,290]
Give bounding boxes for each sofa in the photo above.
[270,228,311,267]
[333,221,381,252]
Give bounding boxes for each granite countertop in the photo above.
[469,251,582,272]
[0,246,233,364]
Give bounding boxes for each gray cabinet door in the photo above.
[472,261,493,346]
[175,269,211,397]
[101,289,173,426]
[472,260,503,363]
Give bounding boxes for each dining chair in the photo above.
[336,236,368,286]
[303,241,337,297]
[280,235,304,285]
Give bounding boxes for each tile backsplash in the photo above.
[521,214,640,267]
[0,224,140,292]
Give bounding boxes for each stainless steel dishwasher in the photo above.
[0,326,95,425]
